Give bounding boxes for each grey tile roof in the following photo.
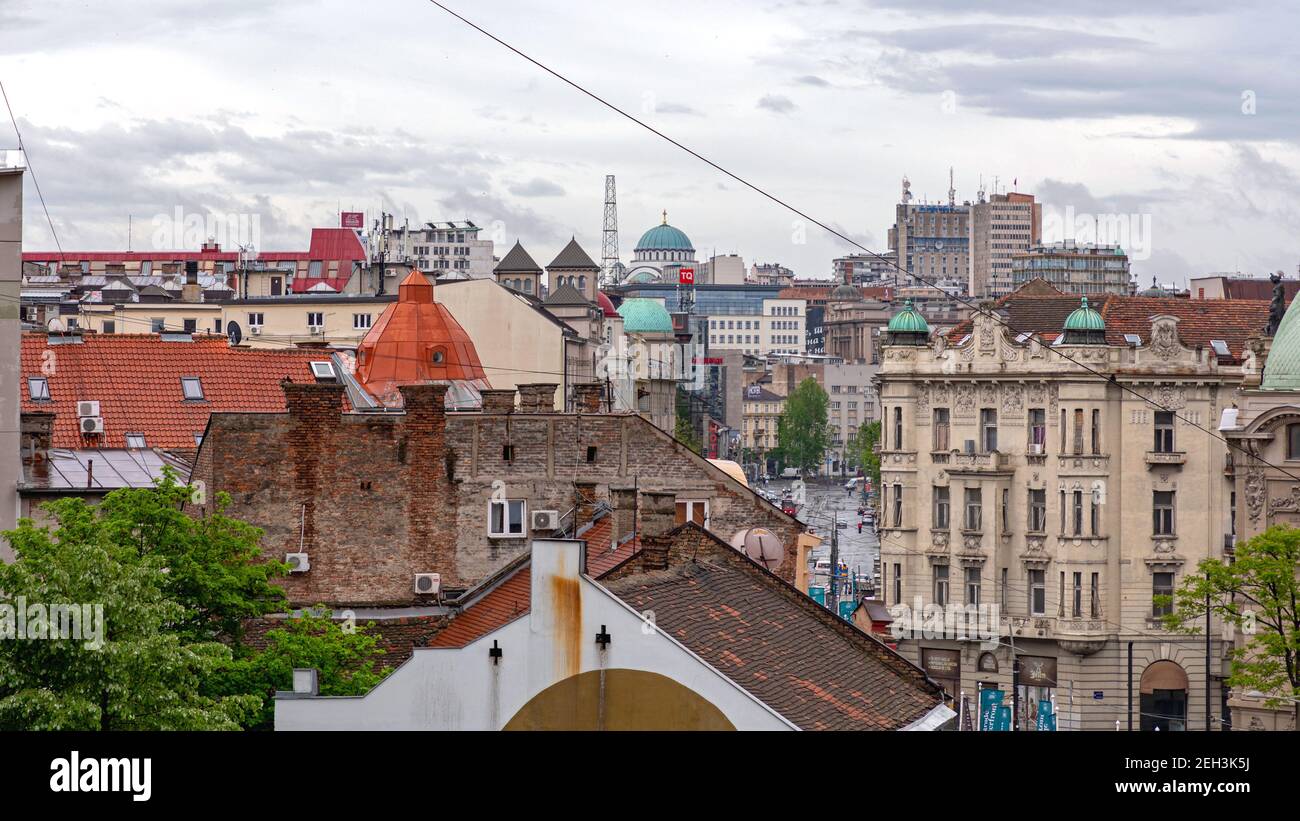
[494,241,543,273]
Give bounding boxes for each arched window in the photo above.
[579,275,586,291]
[524,278,534,294]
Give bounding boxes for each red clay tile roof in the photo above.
[20,332,337,449]
[426,514,641,649]
[602,529,944,730]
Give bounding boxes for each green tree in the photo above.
[674,413,702,455]
[776,378,830,476]
[205,608,392,730]
[0,499,260,730]
[1162,525,1300,727]
[0,477,393,730]
[849,420,882,490]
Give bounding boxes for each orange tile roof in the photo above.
[20,332,336,449]
[1099,296,1268,364]
[426,513,641,648]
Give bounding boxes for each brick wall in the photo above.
[190,385,802,608]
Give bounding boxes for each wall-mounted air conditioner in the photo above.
[531,510,560,531]
[1029,443,1044,454]
[80,416,104,435]
[414,573,441,595]
[77,400,100,418]
[250,326,263,336]
[284,553,310,573]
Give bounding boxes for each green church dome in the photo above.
[635,219,694,252]
[1064,297,1105,332]
[1263,292,1300,390]
[617,297,675,334]
[887,299,929,333]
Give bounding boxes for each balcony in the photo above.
[1145,450,1186,467]
[947,451,1010,473]
[1055,618,1113,656]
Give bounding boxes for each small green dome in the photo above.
[1263,292,1300,389]
[617,297,675,334]
[1064,297,1105,332]
[887,299,929,333]
[635,222,694,252]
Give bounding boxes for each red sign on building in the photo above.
[340,212,365,229]
[679,267,695,285]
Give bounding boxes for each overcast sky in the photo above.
[2,0,1299,286]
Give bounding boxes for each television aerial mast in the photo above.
[601,174,620,286]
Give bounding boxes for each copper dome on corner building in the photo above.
[354,270,490,409]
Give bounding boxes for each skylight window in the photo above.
[1211,339,1230,358]
[181,376,205,401]
[27,376,50,401]
[125,433,146,449]
[1123,334,1142,346]
[310,361,336,381]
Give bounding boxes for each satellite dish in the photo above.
[729,527,784,571]
[226,321,242,346]
[46,317,65,333]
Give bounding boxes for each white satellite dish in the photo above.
[729,527,784,571]
[46,317,65,333]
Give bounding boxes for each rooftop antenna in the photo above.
[601,174,619,285]
[977,174,986,204]
[948,166,955,207]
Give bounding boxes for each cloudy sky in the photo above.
[2,0,1298,286]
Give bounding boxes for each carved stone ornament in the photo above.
[980,320,995,351]
[931,530,950,550]
[932,383,950,405]
[1027,383,1046,405]
[1245,467,1266,524]
[1150,321,1180,360]
[955,384,976,414]
[980,382,998,406]
[1154,539,1176,554]
[1002,383,1024,415]
[1048,383,1059,414]
[916,383,930,414]
[1152,383,1186,411]
[1267,484,1300,513]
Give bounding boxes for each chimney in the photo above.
[611,486,637,545]
[398,383,449,422]
[573,480,597,525]
[479,388,517,414]
[20,411,54,481]
[640,491,676,538]
[282,379,345,421]
[529,538,586,658]
[572,381,604,413]
[517,382,558,413]
[181,260,202,303]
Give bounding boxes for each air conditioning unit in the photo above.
[309,326,324,336]
[1029,443,1044,454]
[250,326,263,336]
[77,400,100,418]
[414,573,441,595]
[80,416,104,435]
[284,552,310,573]
[531,510,560,531]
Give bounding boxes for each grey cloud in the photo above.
[656,102,702,116]
[841,24,1146,59]
[757,94,797,114]
[794,75,830,87]
[507,178,565,197]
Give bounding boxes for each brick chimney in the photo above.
[399,383,455,589]
[573,480,597,525]
[572,381,604,413]
[282,380,345,421]
[610,486,637,545]
[638,490,677,571]
[517,383,557,413]
[20,411,54,481]
[479,388,517,414]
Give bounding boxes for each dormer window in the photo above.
[125,433,146,449]
[27,376,50,401]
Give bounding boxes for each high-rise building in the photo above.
[401,220,495,279]
[970,192,1042,299]
[1012,241,1130,296]
[888,177,970,290]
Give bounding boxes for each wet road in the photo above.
[757,479,880,586]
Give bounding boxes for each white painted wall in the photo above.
[276,539,795,730]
